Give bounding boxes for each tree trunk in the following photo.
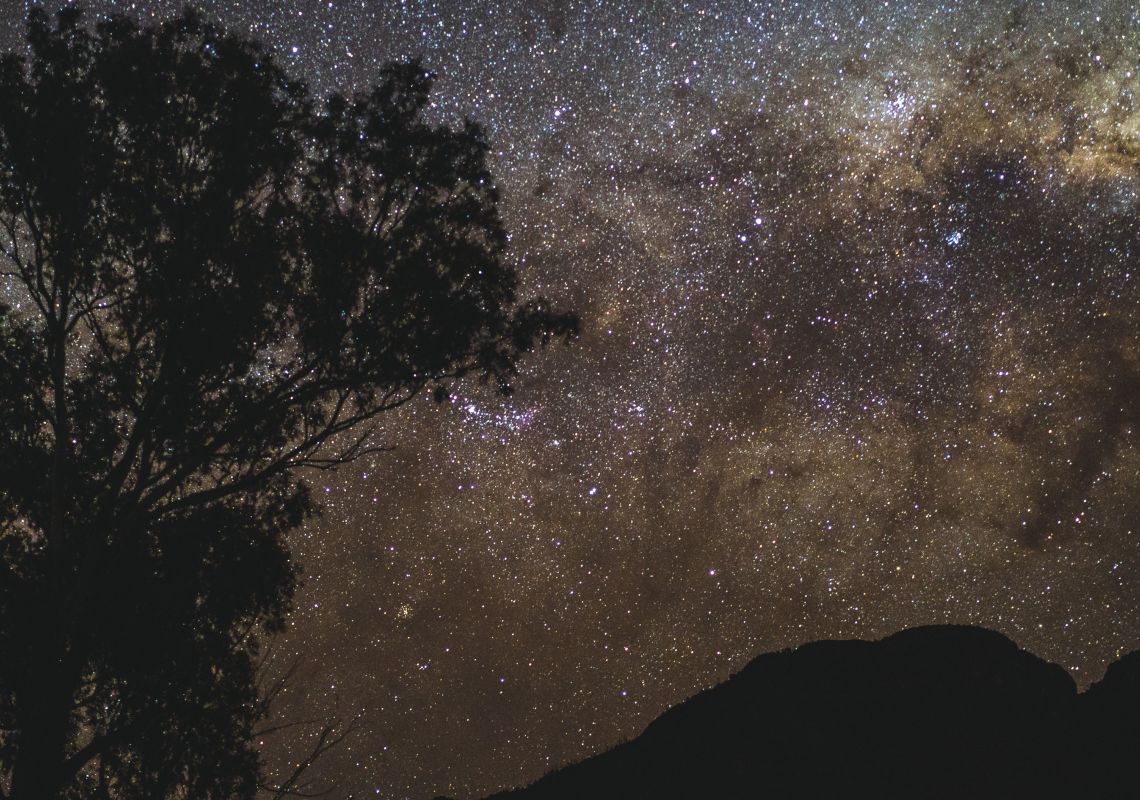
[11,305,80,799]
[9,645,78,800]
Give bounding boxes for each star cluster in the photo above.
[4,1,1140,798]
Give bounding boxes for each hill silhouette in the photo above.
[479,626,1139,799]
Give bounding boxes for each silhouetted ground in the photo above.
[472,626,1139,799]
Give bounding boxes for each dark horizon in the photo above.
[2,1,1139,798]
[483,625,1140,799]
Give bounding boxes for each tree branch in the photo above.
[258,716,360,799]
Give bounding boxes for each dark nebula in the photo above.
[4,1,1140,797]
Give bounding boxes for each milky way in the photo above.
[5,1,1140,797]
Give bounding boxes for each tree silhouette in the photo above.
[0,8,575,799]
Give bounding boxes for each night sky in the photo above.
[5,1,1140,797]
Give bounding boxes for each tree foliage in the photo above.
[0,7,574,798]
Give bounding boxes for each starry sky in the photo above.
[6,0,1140,797]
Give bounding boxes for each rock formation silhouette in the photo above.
[482,626,1138,799]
